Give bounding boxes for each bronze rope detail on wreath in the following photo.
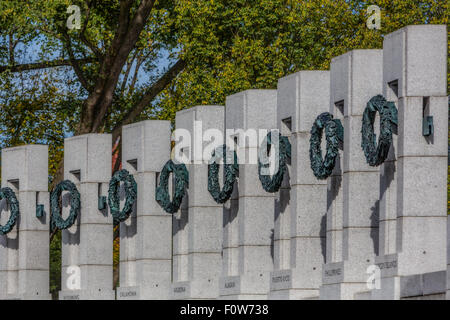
[309,112,344,180]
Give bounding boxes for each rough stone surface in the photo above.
[60,134,113,300]
[271,72,330,300]
[220,90,277,299]
[0,145,50,300]
[447,215,450,300]
[383,25,447,98]
[376,25,448,301]
[321,50,382,300]
[122,120,171,173]
[171,106,225,299]
[118,121,172,300]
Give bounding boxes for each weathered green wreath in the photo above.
[156,160,189,214]
[108,169,137,225]
[258,131,292,193]
[361,94,398,166]
[0,187,19,235]
[51,180,80,230]
[309,112,344,180]
[208,144,239,203]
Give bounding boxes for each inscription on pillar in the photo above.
[119,291,137,298]
[324,268,342,277]
[174,286,186,293]
[271,275,290,283]
[376,260,397,270]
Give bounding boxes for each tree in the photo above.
[1,0,185,183]
[154,0,448,119]
[1,0,447,178]
[0,0,187,296]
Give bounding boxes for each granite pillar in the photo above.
[219,90,277,299]
[373,25,448,300]
[171,106,225,299]
[321,49,383,299]
[269,71,330,299]
[0,145,51,299]
[59,134,114,300]
[116,120,172,299]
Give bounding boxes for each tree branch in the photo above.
[9,32,15,65]
[79,0,144,134]
[120,50,138,94]
[0,58,95,73]
[62,33,91,91]
[49,227,58,242]
[128,53,144,95]
[111,59,186,141]
[79,2,103,59]
[89,0,156,133]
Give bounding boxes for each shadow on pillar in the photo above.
[370,200,380,256]
[275,172,291,220]
[61,192,80,245]
[222,181,238,228]
[270,229,274,261]
[326,154,342,212]
[320,214,327,262]
[172,192,189,235]
[221,181,238,265]
[423,97,434,145]
[120,184,137,239]
[380,133,397,192]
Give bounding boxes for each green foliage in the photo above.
[0,0,447,299]
[0,0,447,173]
[0,71,81,180]
[0,0,180,178]
[155,0,449,120]
[49,229,61,299]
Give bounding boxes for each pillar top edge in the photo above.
[2,143,48,153]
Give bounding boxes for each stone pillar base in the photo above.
[171,279,219,300]
[219,294,267,300]
[116,286,140,300]
[268,288,319,300]
[372,253,446,300]
[219,273,270,300]
[171,281,189,300]
[117,282,171,300]
[268,269,321,300]
[320,282,367,300]
[354,291,372,300]
[59,289,115,300]
[372,271,446,300]
[0,293,52,300]
[320,259,375,300]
